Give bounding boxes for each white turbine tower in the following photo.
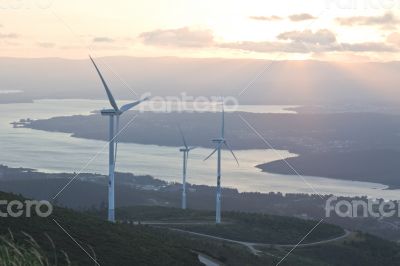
[89,56,148,222]
[204,101,239,224]
[178,127,196,210]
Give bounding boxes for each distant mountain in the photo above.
[1,56,400,105]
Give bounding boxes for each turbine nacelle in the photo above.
[101,109,121,116]
[178,126,196,152]
[100,97,149,117]
[180,146,196,152]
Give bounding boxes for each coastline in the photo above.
[256,150,400,190]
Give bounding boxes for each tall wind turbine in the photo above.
[89,56,148,222]
[178,127,196,210]
[204,101,239,224]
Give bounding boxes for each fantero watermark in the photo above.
[325,196,400,218]
[134,93,239,113]
[0,200,53,218]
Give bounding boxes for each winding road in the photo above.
[169,227,351,255]
[129,220,352,256]
[143,222,353,256]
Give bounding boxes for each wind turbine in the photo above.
[204,101,239,224]
[89,55,148,222]
[178,127,196,210]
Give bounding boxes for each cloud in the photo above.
[220,31,396,54]
[139,26,396,54]
[289,13,317,21]
[219,41,311,53]
[0,33,18,39]
[340,42,397,52]
[249,15,283,21]
[249,13,316,22]
[221,40,396,53]
[37,42,55,48]
[336,12,399,26]
[277,29,337,45]
[93,37,114,43]
[387,32,400,46]
[139,27,214,47]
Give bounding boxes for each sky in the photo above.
[1,0,400,61]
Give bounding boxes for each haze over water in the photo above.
[1,99,398,200]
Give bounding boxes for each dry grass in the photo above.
[0,231,70,266]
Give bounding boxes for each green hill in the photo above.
[1,191,400,266]
[0,192,201,266]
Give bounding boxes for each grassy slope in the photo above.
[0,192,201,266]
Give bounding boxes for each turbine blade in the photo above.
[204,148,218,161]
[204,142,223,161]
[120,96,149,113]
[178,126,188,148]
[89,56,119,112]
[188,146,197,151]
[224,142,239,166]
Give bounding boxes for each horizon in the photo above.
[2,55,400,64]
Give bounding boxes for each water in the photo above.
[1,99,399,200]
